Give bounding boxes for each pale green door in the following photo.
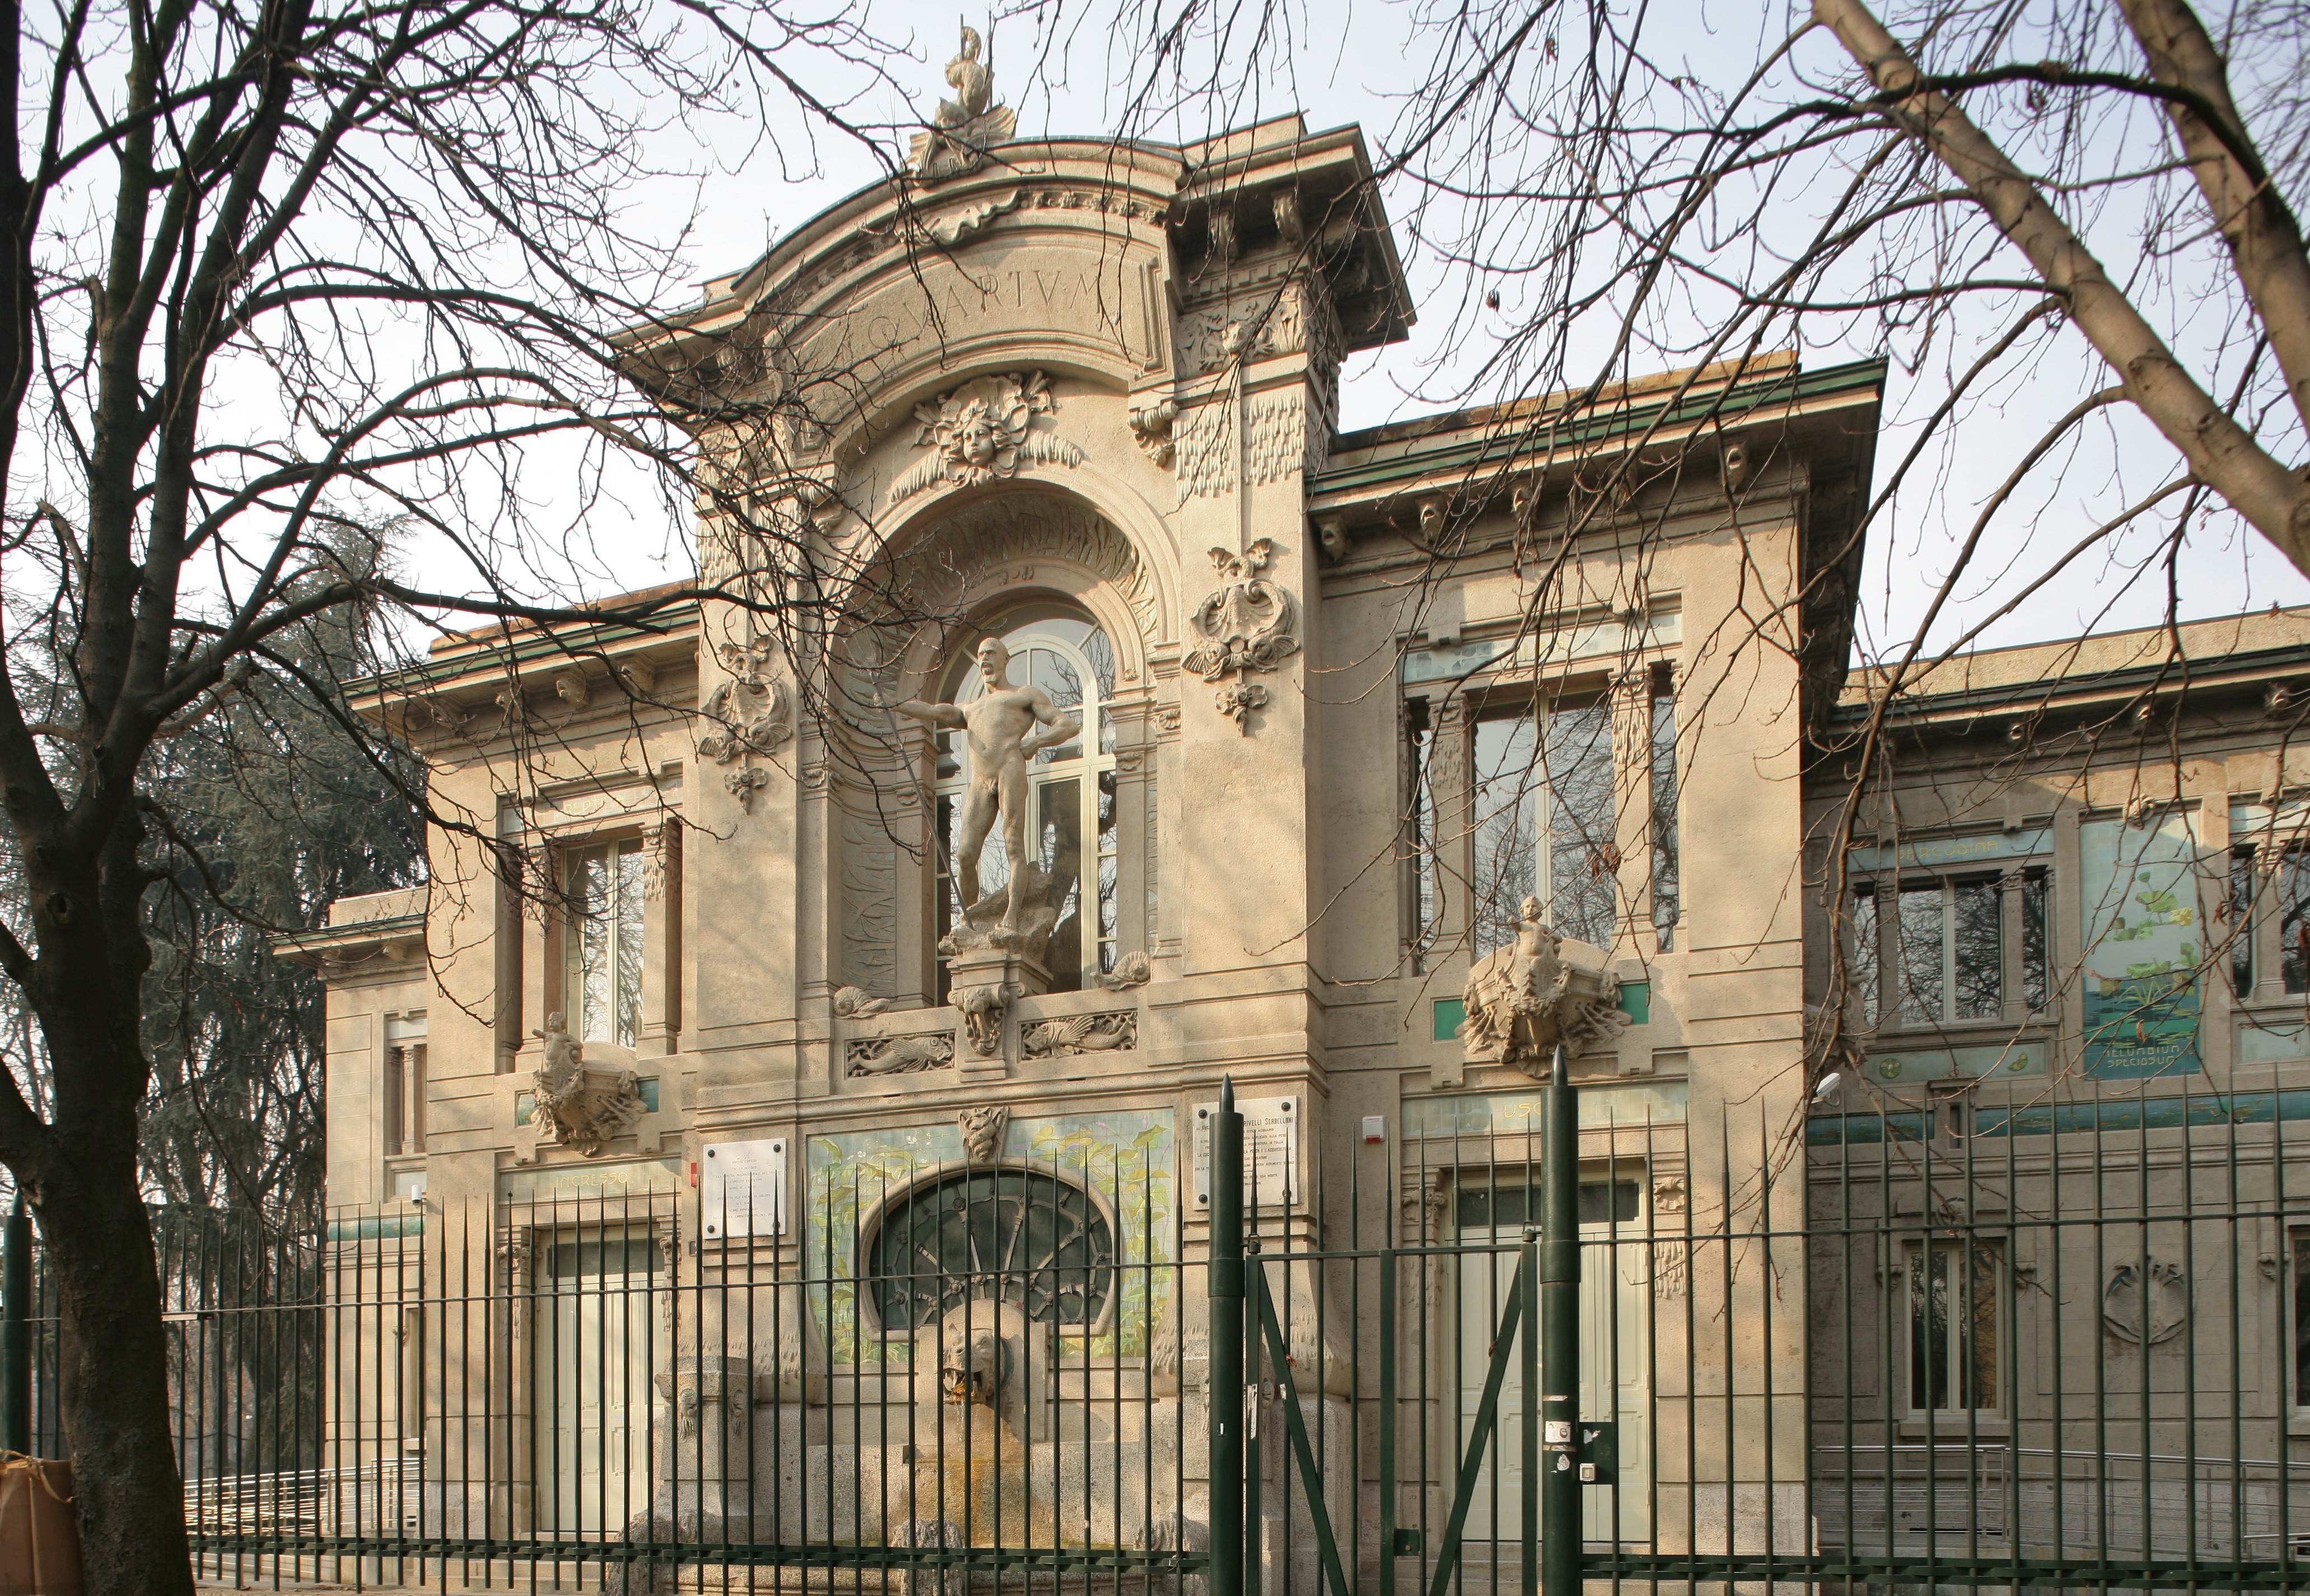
[1455,1176,1652,1544]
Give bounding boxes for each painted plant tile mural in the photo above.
[804,1108,1175,1365]
[2080,812,2210,1078]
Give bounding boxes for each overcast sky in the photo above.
[544,0,2310,662]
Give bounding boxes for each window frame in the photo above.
[928,608,1119,998]
[855,1164,1122,1342]
[1899,1235,2006,1418]
[1467,685,1622,956]
[1847,856,2053,1036]
[560,834,648,1050]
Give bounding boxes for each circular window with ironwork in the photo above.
[864,1167,1116,1333]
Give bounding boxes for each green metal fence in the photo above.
[6,1064,2310,1592]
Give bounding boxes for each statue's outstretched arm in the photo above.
[892,698,966,729]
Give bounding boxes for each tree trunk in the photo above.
[36,1116,195,1596]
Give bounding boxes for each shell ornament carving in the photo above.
[886,370,1083,509]
[697,634,792,766]
[2103,1258,2190,1344]
[1182,539,1300,734]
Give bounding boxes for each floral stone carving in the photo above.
[1182,538,1301,734]
[886,370,1083,509]
[1457,897,1631,1076]
[532,1015,647,1157]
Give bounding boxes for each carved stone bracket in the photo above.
[958,1104,1009,1164]
[1457,898,1631,1076]
[1182,538,1300,736]
[529,1015,646,1157]
[1021,1009,1137,1059]
[1128,397,1178,467]
[845,1032,956,1076]
[886,370,1083,509]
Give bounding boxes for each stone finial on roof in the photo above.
[909,24,1016,183]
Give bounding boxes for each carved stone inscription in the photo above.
[779,247,1156,410]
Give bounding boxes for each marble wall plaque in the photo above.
[1191,1095,1301,1212]
[701,1136,789,1237]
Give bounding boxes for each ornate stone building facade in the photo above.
[291,54,2310,1577]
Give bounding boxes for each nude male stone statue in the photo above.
[894,637,1081,934]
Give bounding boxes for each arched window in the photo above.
[865,1168,1116,1332]
[933,606,1119,995]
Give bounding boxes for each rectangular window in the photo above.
[2020,867,2050,1012]
[1906,1240,2000,1413]
[1650,674,1679,952]
[2294,1231,2310,1410]
[1471,714,1539,957]
[1407,700,1438,967]
[1897,882,1949,1025]
[2283,848,2310,995]
[1890,874,2010,1027]
[1855,860,2051,1032]
[1851,885,1881,1027]
[1950,876,2002,1020]
[383,1012,427,1158]
[1470,696,1617,956]
[566,840,646,1048]
[2229,846,2256,998]
[1546,699,1617,948]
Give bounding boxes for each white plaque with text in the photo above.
[700,1137,788,1238]
[1191,1095,1302,1211]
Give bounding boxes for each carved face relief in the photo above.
[956,404,999,468]
[886,371,1084,509]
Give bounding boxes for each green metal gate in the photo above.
[1203,1055,2310,1595]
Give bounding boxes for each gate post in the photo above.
[1538,1045,1580,1596]
[2,1193,28,1454]
[1208,1078,1246,1596]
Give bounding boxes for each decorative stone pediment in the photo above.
[1457,899,1630,1076]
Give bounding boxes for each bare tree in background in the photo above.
[0,1,916,1589]
[1082,0,2310,1140]
[1361,0,2307,564]
[1368,0,2308,1084]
